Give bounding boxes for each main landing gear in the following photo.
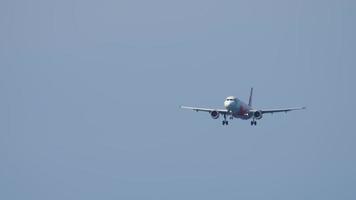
[250,120,257,126]
[222,114,229,126]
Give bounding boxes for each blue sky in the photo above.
[1,0,356,199]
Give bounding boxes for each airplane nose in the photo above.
[224,100,236,110]
[224,101,231,108]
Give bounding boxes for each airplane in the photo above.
[181,88,306,126]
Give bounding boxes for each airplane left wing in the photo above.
[260,106,306,114]
[180,106,229,114]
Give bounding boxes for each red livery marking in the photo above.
[238,105,246,115]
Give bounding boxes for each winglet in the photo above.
[248,87,253,107]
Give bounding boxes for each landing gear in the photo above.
[250,120,257,126]
[222,114,229,126]
[222,120,229,125]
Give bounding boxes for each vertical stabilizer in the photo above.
[248,87,253,107]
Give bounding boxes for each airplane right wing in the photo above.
[260,106,306,114]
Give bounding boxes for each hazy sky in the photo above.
[1,0,356,199]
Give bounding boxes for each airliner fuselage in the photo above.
[223,96,251,120]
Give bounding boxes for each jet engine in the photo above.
[253,110,263,120]
[210,110,219,119]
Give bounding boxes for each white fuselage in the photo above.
[223,96,252,120]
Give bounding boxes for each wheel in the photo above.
[254,121,257,126]
[222,121,225,125]
[226,121,229,125]
[251,121,254,126]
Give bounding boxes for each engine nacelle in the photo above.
[210,110,220,119]
[253,110,263,120]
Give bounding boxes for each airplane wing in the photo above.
[260,106,306,114]
[180,106,229,114]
